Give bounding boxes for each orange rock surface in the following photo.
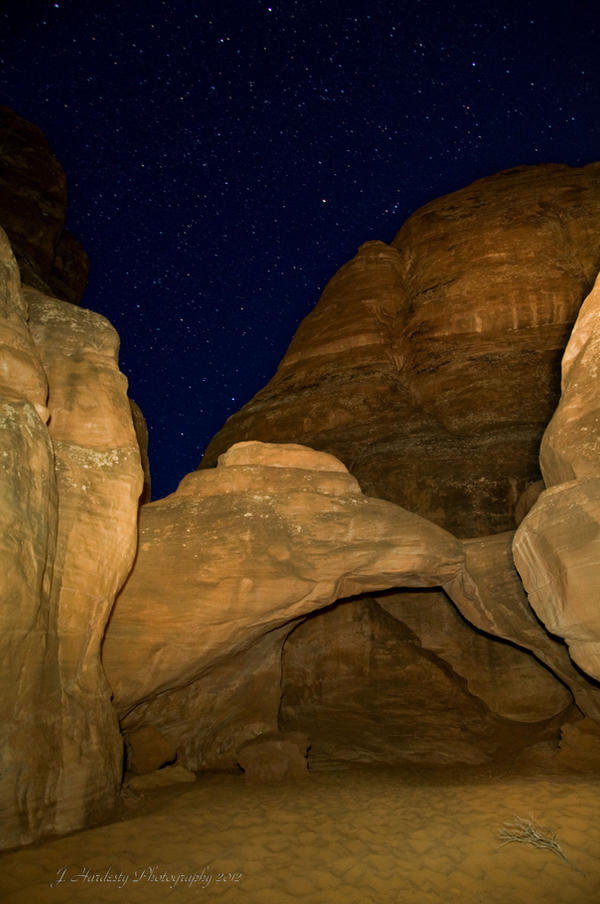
[103,441,466,715]
[0,230,142,849]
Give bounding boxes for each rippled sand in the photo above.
[1,767,599,903]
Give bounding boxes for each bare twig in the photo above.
[498,815,585,875]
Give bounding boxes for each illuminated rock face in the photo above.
[0,229,60,849]
[515,274,600,682]
[0,229,142,849]
[103,441,467,715]
[201,163,600,537]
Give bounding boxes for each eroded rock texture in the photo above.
[0,230,142,849]
[104,441,594,772]
[540,271,600,487]
[201,164,600,537]
[0,230,60,848]
[514,273,600,682]
[103,441,466,716]
[0,106,88,304]
[28,288,143,834]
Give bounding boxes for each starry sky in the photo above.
[2,0,599,499]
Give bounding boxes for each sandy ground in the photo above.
[1,766,599,904]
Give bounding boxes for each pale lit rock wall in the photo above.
[514,479,600,682]
[0,229,60,849]
[514,273,600,683]
[541,272,600,486]
[27,288,143,835]
[0,229,142,849]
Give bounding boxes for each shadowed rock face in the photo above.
[201,163,600,537]
[0,106,89,304]
[279,597,564,768]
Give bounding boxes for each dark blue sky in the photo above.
[2,0,599,498]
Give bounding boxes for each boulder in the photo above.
[125,765,196,792]
[236,732,310,783]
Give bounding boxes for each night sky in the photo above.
[2,0,599,499]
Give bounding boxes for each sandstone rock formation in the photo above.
[103,441,599,774]
[0,228,142,849]
[5,109,600,854]
[0,228,60,849]
[201,164,600,537]
[279,529,600,767]
[103,441,467,716]
[514,273,600,682]
[540,271,600,487]
[0,106,89,304]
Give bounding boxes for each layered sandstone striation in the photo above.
[0,229,142,849]
[201,164,600,537]
[0,106,89,304]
